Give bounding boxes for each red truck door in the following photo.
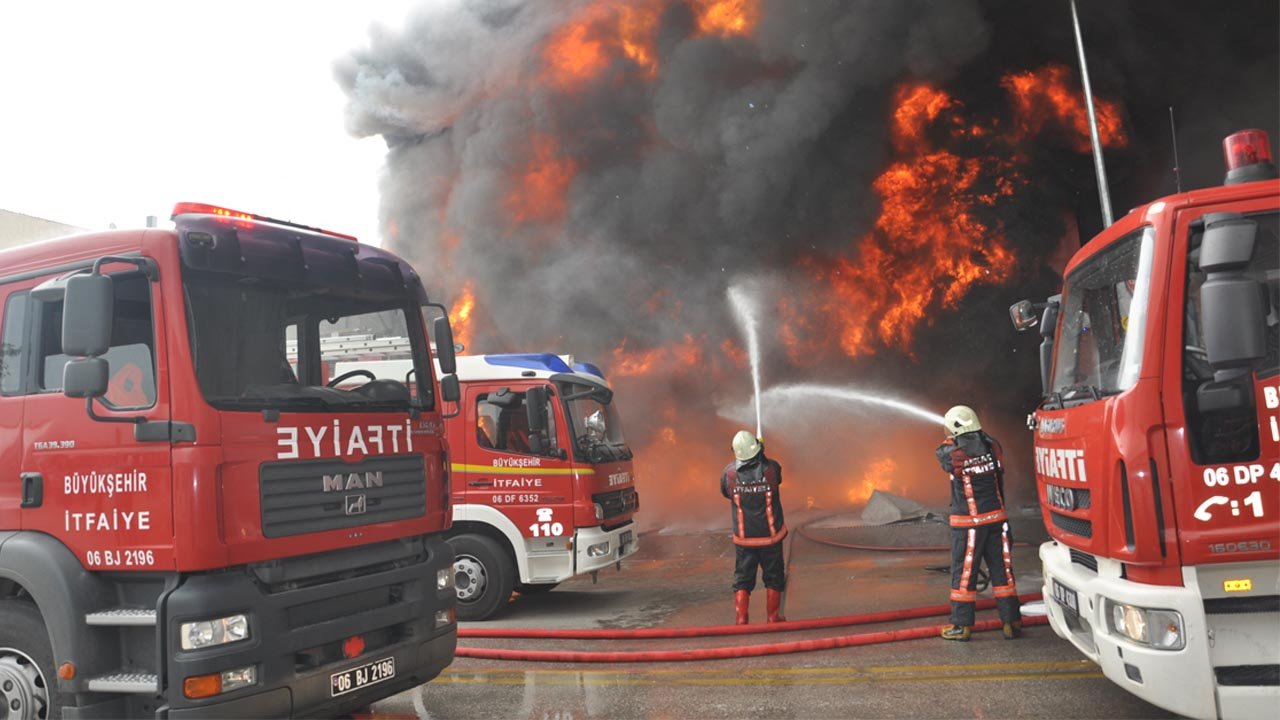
[1161,197,1280,568]
[0,288,29,530]
[18,268,174,571]
[461,383,575,546]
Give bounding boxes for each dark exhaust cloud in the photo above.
[336,0,1278,525]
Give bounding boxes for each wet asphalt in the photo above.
[368,512,1174,719]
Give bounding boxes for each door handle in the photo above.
[467,479,494,488]
[20,473,43,508]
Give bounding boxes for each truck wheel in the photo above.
[449,534,514,621]
[0,599,59,719]
[517,583,560,594]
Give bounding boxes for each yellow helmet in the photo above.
[732,430,762,461]
[943,405,982,438]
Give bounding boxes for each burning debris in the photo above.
[338,0,1279,528]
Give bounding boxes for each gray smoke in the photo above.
[335,0,1278,525]
[336,0,991,354]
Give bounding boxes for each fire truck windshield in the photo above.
[183,272,430,412]
[1049,226,1156,405]
[558,380,631,462]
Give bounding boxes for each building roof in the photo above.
[0,208,87,251]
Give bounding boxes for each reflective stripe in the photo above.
[999,522,1016,594]
[951,589,978,602]
[733,493,747,539]
[764,489,778,535]
[993,584,1018,598]
[960,472,978,516]
[958,528,976,592]
[949,509,1008,527]
[734,527,788,547]
[451,463,592,476]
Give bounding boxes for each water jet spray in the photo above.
[727,283,765,439]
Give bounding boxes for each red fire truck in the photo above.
[442,354,639,620]
[1012,130,1279,718]
[0,203,461,718]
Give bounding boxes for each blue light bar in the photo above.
[483,353,574,374]
[573,362,605,379]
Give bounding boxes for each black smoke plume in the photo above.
[336,0,1279,526]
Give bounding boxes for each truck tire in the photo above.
[517,583,560,594]
[0,599,60,720]
[449,534,515,621]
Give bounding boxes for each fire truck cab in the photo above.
[441,354,640,620]
[1013,131,1280,719]
[0,203,460,718]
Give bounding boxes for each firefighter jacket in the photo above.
[935,431,1008,528]
[720,453,787,546]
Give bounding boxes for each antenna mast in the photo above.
[1169,106,1183,193]
[1070,0,1114,227]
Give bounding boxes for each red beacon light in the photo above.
[170,202,359,242]
[1222,129,1279,185]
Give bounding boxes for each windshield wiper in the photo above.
[1059,384,1102,403]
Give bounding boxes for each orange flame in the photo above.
[448,281,476,351]
[543,12,611,88]
[693,0,759,37]
[542,1,758,88]
[787,82,1019,360]
[505,135,577,226]
[612,334,706,378]
[848,457,898,505]
[1002,64,1128,152]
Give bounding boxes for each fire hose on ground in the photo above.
[455,518,1043,662]
[455,593,1045,662]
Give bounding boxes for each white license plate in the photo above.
[1051,579,1079,615]
[330,656,395,697]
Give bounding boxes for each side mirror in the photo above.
[433,316,457,375]
[62,274,113,358]
[64,358,108,399]
[526,385,549,434]
[1037,296,1061,397]
[440,374,460,404]
[1009,300,1038,332]
[1199,215,1265,372]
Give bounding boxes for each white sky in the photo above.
[0,1,433,247]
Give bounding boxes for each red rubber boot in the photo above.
[766,589,787,623]
[734,590,750,625]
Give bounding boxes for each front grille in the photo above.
[1069,549,1098,572]
[1050,511,1093,539]
[260,454,426,538]
[593,487,638,520]
[1215,665,1280,686]
[1074,488,1091,509]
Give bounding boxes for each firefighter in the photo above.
[935,405,1022,641]
[720,430,787,625]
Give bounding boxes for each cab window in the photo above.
[1182,210,1279,463]
[475,390,557,456]
[36,272,157,410]
[1,292,27,395]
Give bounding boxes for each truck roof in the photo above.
[450,353,608,384]
[0,229,153,284]
[1066,177,1280,277]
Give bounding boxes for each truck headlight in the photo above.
[1104,599,1184,650]
[180,614,250,650]
[438,567,455,591]
[594,503,605,521]
[587,541,610,557]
